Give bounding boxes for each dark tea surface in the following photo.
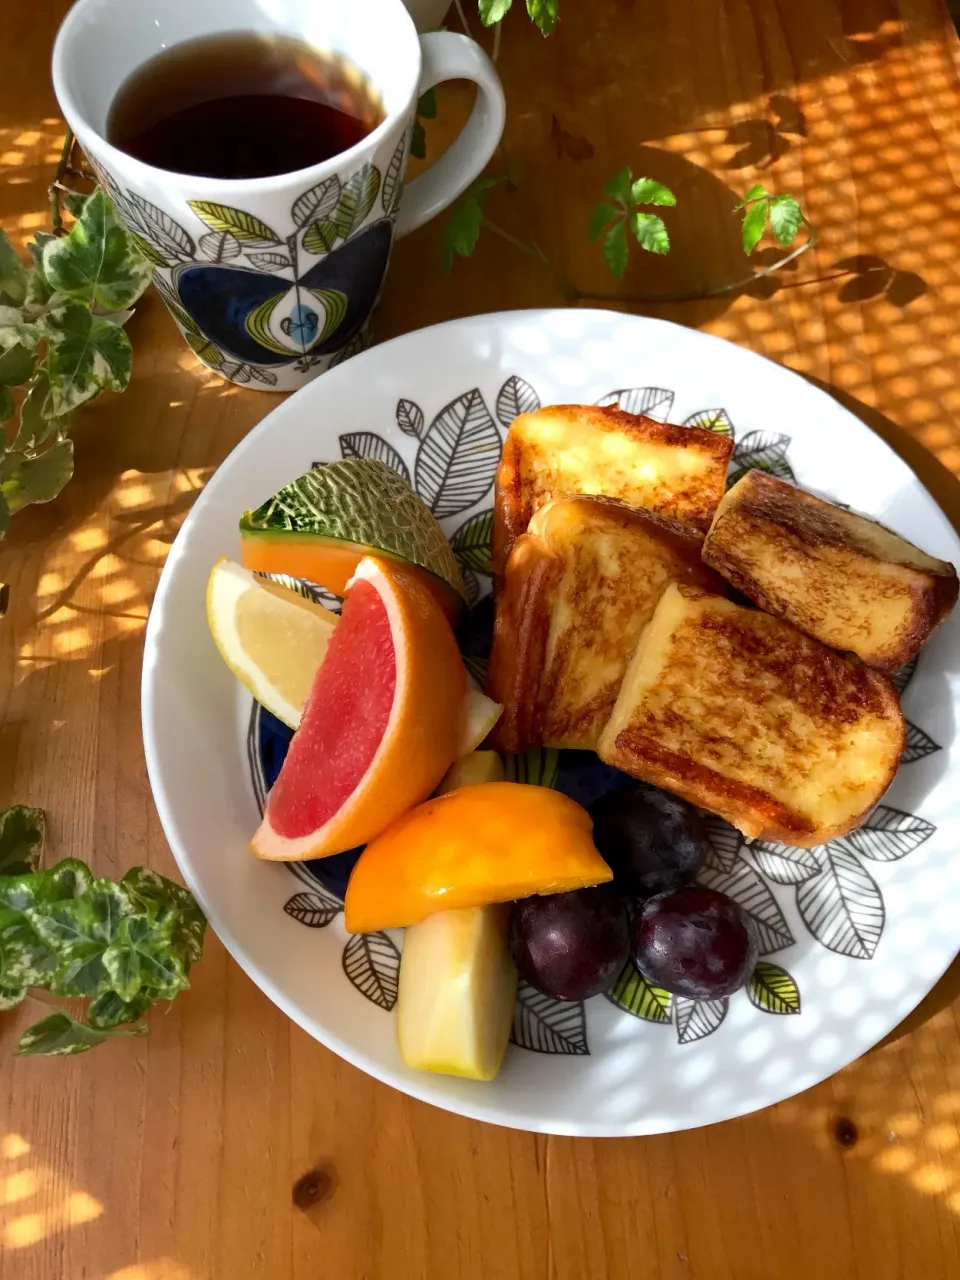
[107,32,384,179]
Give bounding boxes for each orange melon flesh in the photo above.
[239,531,463,623]
[344,783,612,934]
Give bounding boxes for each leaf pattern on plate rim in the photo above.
[901,721,940,765]
[463,653,489,688]
[606,962,672,1023]
[396,398,424,438]
[503,748,559,788]
[728,430,795,487]
[748,961,801,1014]
[283,889,341,929]
[747,841,821,886]
[834,806,936,863]
[339,431,411,483]
[450,509,494,576]
[698,861,795,954]
[342,931,400,1011]
[675,995,728,1043]
[511,980,589,1054]
[701,815,744,873]
[890,655,918,695]
[595,387,675,421]
[495,374,541,428]
[461,566,481,607]
[414,388,502,519]
[796,846,884,959]
[682,407,735,438]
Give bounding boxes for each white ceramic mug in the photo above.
[52,0,505,391]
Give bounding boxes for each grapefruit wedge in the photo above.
[251,556,465,860]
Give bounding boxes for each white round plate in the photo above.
[142,309,960,1137]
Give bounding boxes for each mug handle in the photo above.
[394,32,506,239]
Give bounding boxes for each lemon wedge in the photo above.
[206,557,338,729]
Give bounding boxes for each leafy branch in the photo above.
[735,184,810,254]
[0,187,153,537]
[0,804,206,1056]
[589,168,676,278]
[478,0,558,36]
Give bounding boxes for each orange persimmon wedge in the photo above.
[343,782,612,934]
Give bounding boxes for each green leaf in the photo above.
[0,492,9,538]
[87,987,155,1029]
[2,439,75,514]
[102,941,142,1000]
[631,211,670,254]
[302,220,340,256]
[740,199,769,254]
[0,229,27,306]
[630,177,676,207]
[526,0,558,34]
[589,203,619,243]
[0,983,25,1011]
[479,0,512,24]
[42,303,132,413]
[41,189,154,312]
[417,88,437,120]
[16,370,64,448]
[768,193,804,247]
[187,201,280,245]
[734,183,768,211]
[602,166,633,207]
[410,119,426,161]
[0,343,36,386]
[608,963,672,1022]
[748,961,801,1014]
[26,231,56,270]
[30,878,134,997]
[117,914,188,995]
[441,197,486,272]
[0,386,11,424]
[602,220,629,277]
[121,867,207,968]
[0,806,44,875]
[15,1011,109,1056]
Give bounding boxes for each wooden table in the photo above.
[4,2,960,1276]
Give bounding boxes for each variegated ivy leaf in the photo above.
[41,302,133,414]
[1,438,75,514]
[42,189,154,313]
[0,805,44,876]
[15,1011,113,1057]
[0,228,27,306]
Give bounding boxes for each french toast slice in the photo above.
[703,469,959,671]
[597,584,905,846]
[491,405,734,573]
[487,497,725,753]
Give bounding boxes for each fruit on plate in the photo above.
[397,903,518,1080]
[343,782,612,933]
[632,886,759,999]
[598,583,905,847]
[457,689,503,758]
[239,457,466,621]
[251,555,465,860]
[397,748,516,1082]
[439,749,505,791]
[205,557,338,729]
[702,468,959,671]
[510,885,629,1000]
[588,783,708,897]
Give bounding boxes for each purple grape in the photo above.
[510,886,629,1001]
[589,783,708,897]
[633,887,758,999]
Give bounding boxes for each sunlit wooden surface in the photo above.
[4,2,960,1277]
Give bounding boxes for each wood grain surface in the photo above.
[3,2,960,1277]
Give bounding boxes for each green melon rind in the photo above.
[240,458,467,601]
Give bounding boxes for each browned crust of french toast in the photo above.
[491,405,734,574]
[596,585,906,847]
[703,470,959,671]
[486,497,725,753]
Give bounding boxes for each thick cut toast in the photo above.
[492,405,734,573]
[597,584,905,846]
[703,470,959,670]
[487,497,725,753]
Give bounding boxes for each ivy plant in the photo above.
[0,188,153,537]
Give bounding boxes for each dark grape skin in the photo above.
[589,783,709,897]
[633,887,759,1000]
[510,886,630,1001]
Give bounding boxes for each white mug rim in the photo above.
[51,0,423,194]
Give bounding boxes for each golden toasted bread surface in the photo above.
[703,470,959,670]
[487,498,725,752]
[597,584,905,846]
[492,405,734,573]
